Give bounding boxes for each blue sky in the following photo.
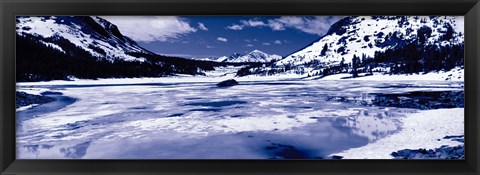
[102,16,344,58]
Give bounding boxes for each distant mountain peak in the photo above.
[222,50,281,63]
[190,49,281,63]
[250,49,264,53]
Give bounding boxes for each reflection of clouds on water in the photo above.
[331,109,403,142]
[18,142,91,159]
[15,80,463,159]
[60,141,91,158]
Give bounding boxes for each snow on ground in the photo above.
[16,87,50,95]
[330,108,464,159]
[320,67,464,81]
[16,65,463,86]
[16,104,39,112]
[203,66,242,78]
[238,73,305,81]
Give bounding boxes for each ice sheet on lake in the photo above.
[16,80,464,159]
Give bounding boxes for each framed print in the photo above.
[1,0,479,174]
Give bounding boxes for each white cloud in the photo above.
[227,24,243,30]
[198,23,208,31]
[227,20,268,31]
[101,16,197,42]
[275,16,304,26]
[240,20,266,27]
[226,16,344,36]
[244,39,251,42]
[206,45,215,48]
[269,16,345,36]
[267,21,286,31]
[246,44,254,47]
[217,37,228,42]
[262,42,271,46]
[273,40,282,44]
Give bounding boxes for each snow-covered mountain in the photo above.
[191,50,281,63]
[238,50,282,63]
[217,53,244,62]
[219,50,281,63]
[16,16,153,62]
[278,16,463,66]
[16,16,216,81]
[242,16,464,77]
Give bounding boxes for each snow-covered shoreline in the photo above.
[320,67,464,82]
[16,69,463,87]
[329,108,464,159]
[16,104,39,112]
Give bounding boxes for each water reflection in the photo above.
[60,141,91,158]
[328,109,400,142]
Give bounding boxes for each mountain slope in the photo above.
[218,53,243,62]
[16,16,215,81]
[278,16,463,66]
[240,16,464,78]
[17,16,152,62]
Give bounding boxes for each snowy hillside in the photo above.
[16,16,220,82]
[277,16,463,66]
[16,16,151,62]
[240,16,464,79]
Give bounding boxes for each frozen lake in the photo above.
[16,79,464,159]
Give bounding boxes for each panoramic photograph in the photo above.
[16,16,464,159]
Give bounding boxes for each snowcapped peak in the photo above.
[193,50,282,63]
[220,50,282,63]
[16,16,151,62]
[250,49,265,54]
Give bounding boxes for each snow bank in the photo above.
[16,66,463,87]
[16,88,51,95]
[16,104,39,112]
[321,67,464,81]
[330,108,464,159]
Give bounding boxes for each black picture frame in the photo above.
[1,0,479,174]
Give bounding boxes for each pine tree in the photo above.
[320,43,328,56]
[340,57,346,73]
[351,54,360,77]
